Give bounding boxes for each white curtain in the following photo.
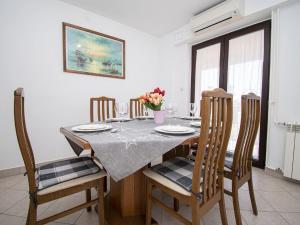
[227,30,264,158]
[194,43,220,110]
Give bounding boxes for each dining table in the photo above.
[60,117,200,225]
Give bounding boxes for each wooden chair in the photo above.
[90,96,116,122]
[143,88,233,225]
[224,93,261,225]
[14,88,106,225]
[129,98,145,118]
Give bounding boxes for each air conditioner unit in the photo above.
[190,0,242,35]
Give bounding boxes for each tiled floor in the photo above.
[0,168,299,225]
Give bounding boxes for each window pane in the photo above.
[194,43,220,107]
[227,30,264,159]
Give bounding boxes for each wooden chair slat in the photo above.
[129,98,144,118]
[90,96,116,122]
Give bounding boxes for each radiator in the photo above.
[283,124,300,180]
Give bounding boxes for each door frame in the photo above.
[190,20,271,168]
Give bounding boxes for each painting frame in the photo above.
[62,22,125,79]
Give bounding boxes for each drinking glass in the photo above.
[144,106,149,119]
[189,103,197,121]
[115,102,128,131]
[172,103,178,122]
[166,103,174,125]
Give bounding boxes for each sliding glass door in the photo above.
[227,30,264,158]
[194,43,220,106]
[191,21,271,168]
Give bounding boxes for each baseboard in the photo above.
[264,166,284,178]
[265,166,300,184]
[0,166,26,178]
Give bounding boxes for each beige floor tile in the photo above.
[0,175,25,189]
[224,190,274,212]
[289,191,300,200]
[38,193,85,224]
[0,214,26,225]
[5,196,52,217]
[10,178,28,191]
[242,211,289,225]
[161,209,187,225]
[280,180,300,193]
[261,191,300,212]
[252,176,287,192]
[280,212,300,225]
[203,208,243,225]
[0,189,27,213]
[152,204,163,224]
[75,210,99,225]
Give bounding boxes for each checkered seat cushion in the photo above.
[225,152,234,169]
[37,157,101,190]
[151,157,195,192]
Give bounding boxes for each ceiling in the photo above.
[61,0,224,36]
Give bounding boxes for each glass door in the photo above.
[194,43,221,106]
[226,30,264,158]
[191,21,271,168]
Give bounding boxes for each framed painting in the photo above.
[63,22,125,79]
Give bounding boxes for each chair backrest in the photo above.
[192,88,233,203]
[14,88,37,193]
[90,96,116,122]
[232,93,261,177]
[129,98,144,118]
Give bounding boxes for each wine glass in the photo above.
[166,103,174,125]
[115,102,128,131]
[189,103,197,121]
[144,106,149,119]
[172,103,178,122]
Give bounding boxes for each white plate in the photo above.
[190,121,201,128]
[107,117,132,122]
[155,125,195,135]
[160,125,190,132]
[71,124,112,132]
[136,116,154,120]
[180,116,201,121]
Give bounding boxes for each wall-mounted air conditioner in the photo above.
[190,0,243,35]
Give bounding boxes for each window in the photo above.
[191,21,271,168]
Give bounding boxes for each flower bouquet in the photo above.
[139,87,166,123]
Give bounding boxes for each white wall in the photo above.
[266,1,300,170]
[0,0,161,170]
[159,0,300,171]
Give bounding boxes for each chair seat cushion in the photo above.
[225,151,234,169]
[37,157,101,190]
[151,157,194,192]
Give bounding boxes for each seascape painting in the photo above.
[63,23,125,79]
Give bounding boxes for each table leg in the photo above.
[96,167,158,225]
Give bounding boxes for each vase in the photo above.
[153,110,166,124]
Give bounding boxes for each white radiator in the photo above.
[283,124,300,180]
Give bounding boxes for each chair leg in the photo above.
[26,205,30,225]
[219,192,228,225]
[173,198,179,212]
[146,180,153,225]
[97,179,105,225]
[28,199,37,225]
[86,189,92,212]
[232,186,243,225]
[191,203,200,225]
[248,177,258,215]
